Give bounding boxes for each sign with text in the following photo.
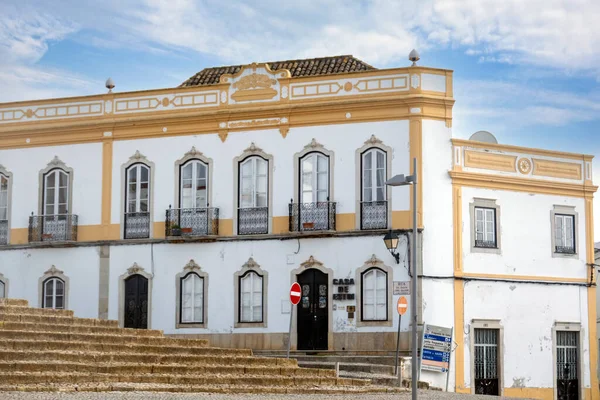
[393,281,410,295]
[420,324,453,373]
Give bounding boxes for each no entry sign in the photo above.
[290,282,301,305]
[397,296,408,315]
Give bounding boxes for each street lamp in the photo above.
[383,231,401,263]
[385,157,418,400]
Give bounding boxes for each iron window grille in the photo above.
[555,214,576,254]
[474,328,499,396]
[557,330,579,400]
[289,200,336,232]
[124,212,150,239]
[360,201,388,230]
[474,206,497,248]
[0,219,7,245]
[238,207,269,235]
[28,213,78,242]
[166,205,219,237]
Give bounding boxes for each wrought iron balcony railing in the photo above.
[165,206,219,237]
[555,245,576,254]
[360,201,388,230]
[28,214,78,242]
[289,200,336,232]
[238,207,269,235]
[124,212,150,239]
[0,220,8,245]
[475,239,496,248]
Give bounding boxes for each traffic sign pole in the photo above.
[394,296,408,377]
[287,282,301,359]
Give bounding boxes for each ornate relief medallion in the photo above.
[517,158,532,174]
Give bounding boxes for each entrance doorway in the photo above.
[474,328,500,395]
[556,331,579,400]
[297,269,328,350]
[124,274,148,329]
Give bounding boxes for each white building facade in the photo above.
[0,56,597,399]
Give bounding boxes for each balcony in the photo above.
[0,220,7,245]
[289,200,336,232]
[28,214,78,242]
[165,206,219,237]
[360,201,388,230]
[124,212,150,239]
[238,207,268,235]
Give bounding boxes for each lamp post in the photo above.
[385,157,418,400]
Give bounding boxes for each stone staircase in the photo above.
[0,298,405,394]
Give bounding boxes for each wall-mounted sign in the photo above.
[420,324,453,374]
[393,281,410,295]
[333,278,355,300]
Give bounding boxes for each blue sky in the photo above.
[1,0,600,236]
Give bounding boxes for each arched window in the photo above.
[362,148,386,203]
[238,156,269,235]
[239,270,263,323]
[124,162,151,239]
[361,268,387,321]
[180,272,204,324]
[43,277,65,309]
[356,138,391,230]
[43,169,69,216]
[180,160,208,209]
[300,152,329,203]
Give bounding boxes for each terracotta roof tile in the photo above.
[179,55,376,87]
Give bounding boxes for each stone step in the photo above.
[298,361,395,374]
[0,339,249,356]
[0,329,207,347]
[0,305,74,317]
[0,372,369,387]
[262,354,401,366]
[0,321,164,337]
[0,361,336,377]
[0,299,28,307]
[0,313,119,327]
[0,383,405,394]
[0,350,297,367]
[339,370,401,387]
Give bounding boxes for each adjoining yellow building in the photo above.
[0,54,596,399]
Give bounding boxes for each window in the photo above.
[124,163,151,239]
[238,156,268,235]
[43,169,69,216]
[43,277,65,309]
[475,207,496,248]
[0,279,5,298]
[0,172,9,245]
[470,199,501,254]
[474,328,500,395]
[361,268,387,321]
[180,273,204,324]
[180,160,208,209]
[239,271,263,323]
[554,323,581,400]
[362,149,385,203]
[554,214,575,254]
[301,152,329,203]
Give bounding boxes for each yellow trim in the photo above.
[101,139,113,239]
[452,138,594,161]
[9,228,27,245]
[532,158,582,180]
[453,279,465,392]
[586,197,599,400]
[409,118,423,228]
[463,150,517,173]
[502,388,553,399]
[77,225,105,242]
[153,222,165,239]
[453,185,462,273]
[272,216,289,234]
[458,272,588,284]
[391,210,413,229]
[218,219,233,236]
[336,213,355,231]
[449,171,598,198]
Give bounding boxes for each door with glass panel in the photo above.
[179,160,208,235]
[0,174,8,244]
[474,328,499,395]
[557,331,579,400]
[125,164,150,239]
[238,156,268,234]
[43,169,69,240]
[43,277,65,309]
[299,152,330,230]
[180,273,204,324]
[361,149,387,229]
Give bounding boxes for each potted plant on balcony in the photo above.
[170,224,182,236]
[302,222,315,230]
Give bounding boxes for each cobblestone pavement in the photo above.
[0,391,527,400]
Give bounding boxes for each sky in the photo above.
[1,0,600,238]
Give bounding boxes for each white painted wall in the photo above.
[461,187,587,280]
[0,246,100,318]
[111,121,411,224]
[0,143,103,228]
[463,280,591,391]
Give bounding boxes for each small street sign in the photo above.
[290,282,301,305]
[393,281,410,295]
[397,296,408,315]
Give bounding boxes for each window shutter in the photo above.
[375,269,387,320]
[240,273,251,322]
[485,209,495,242]
[182,275,193,323]
[194,276,203,323]
[0,281,4,298]
[555,215,564,247]
[565,216,574,247]
[362,270,375,320]
[475,208,484,241]
[252,274,263,322]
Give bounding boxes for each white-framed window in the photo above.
[475,207,496,248]
[43,277,65,309]
[554,214,575,254]
[0,174,8,221]
[239,156,268,209]
[300,152,329,203]
[180,272,204,324]
[239,271,263,323]
[0,279,5,298]
[180,160,208,209]
[126,164,150,214]
[43,169,69,216]
[362,148,386,203]
[361,268,387,321]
